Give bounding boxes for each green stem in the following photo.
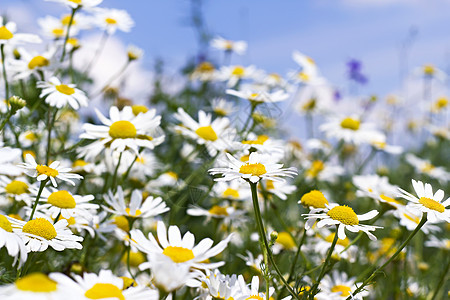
[111,152,123,191]
[346,213,427,300]
[121,153,138,183]
[60,7,78,62]
[1,44,10,102]
[29,180,48,220]
[0,110,13,133]
[45,108,58,165]
[430,255,450,300]
[309,225,339,299]
[250,182,301,300]
[53,211,61,224]
[83,31,109,75]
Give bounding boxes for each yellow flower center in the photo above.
[196,61,215,72]
[22,218,57,240]
[36,165,59,177]
[113,215,130,232]
[421,162,435,173]
[162,246,195,263]
[403,213,420,224]
[240,154,250,162]
[331,285,352,297]
[245,296,263,300]
[131,105,148,116]
[242,135,269,145]
[239,163,267,177]
[73,159,88,167]
[276,232,296,250]
[47,190,76,209]
[419,197,445,213]
[69,0,82,4]
[85,283,125,300]
[166,171,178,179]
[222,188,240,199]
[122,251,146,268]
[55,84,75,95]
[327,206,359,225]
[379,194,401,206]
[52,28,65,37]
[61,15,76,26]
[423,64,435,76]
[109,120,137,139]
[195,126,218,141]
[265,180,275,190]
[125,208,142,217]
[307,160,324,178]
[231,66,245,77]
[301,190,329,208]
[15,273,58,293]
[298,72,309,81]
[24,132,38,141]
[105,18,117,25]
[28,56,50,70]
[340,117,360,130]
[120,277,136,289]
[435,97,448,110]
[0,215,13,232]
[0,26,14,40]
[208,205,229,216]
[302,98,316,111]
[325,233,349,246]
[5,180,29,195]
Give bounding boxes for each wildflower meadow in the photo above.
[0,1,449,299]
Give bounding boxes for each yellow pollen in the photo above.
[55,84,75,95]
[421,162,435,173]
[15,273,58,293]
[61,15,76,26]
[331,285,351,297]
[380,194,401,206]
[208,205,229,216]
[403,213,420,224]
[276,232,296,250]
[222,188,240,199]
[340,117,360,130]
[298,72,309,81]
[5,180,29,195]
[109,120,137,139]
[327,206,359,225]
[162,246,195,263]
[195,126,218,141]
[52,28,65,37]
[242,135,269,145]
[166,171,178,179]
[69,0,82,4]
[28,56,49,70]
[231,66,245,77]
[434,97,448,110]
[125,207,142,217]
[122,251,146,268]
[131,105,148,116]
[0,215,13,232]
[419,197,445,213]
[73,159,88,168]
[105,18,117,25]
[67,37,78,46]
[325,233,349,246]
[240,154,250,162]
[22,218,57,240]
[268,73,281,81]
[302,98,316,111]
[301,190,329,209]
[113,215,130,232]
[0,26,14,40]
[265,180,275,190]
[245,295,263,300]
[423,64,435,76]
[307,160,324,178]
[85,283,125,300]
[196,61,215,72]
[239,163,267,176]
[224,40,233,50]
[24,132,38,141]
[120,277,136,289]
[47,190,76,209]
[36,165,59,177]
[373,141,386,149]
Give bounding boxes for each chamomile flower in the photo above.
[211,181,251,201]
[393,207,441,234]
[302,159,345,183]
[130,221,232,270]
[174,108,233,156]
[0,147,23,176]
[187,204,246,225]
[79,106,164,158]
[29,187,97,220]
[290,50,319,83]
[37,76,88,110]
[210,36,247,55]
[425,235,450,250]
[8,47,57,80]
[190,61,218,81]
[237,250,263,272]
[38,15,70,39]
[299,190,329,209]
[94,8,134,34]
[19,154,83,187]
[398,179,450,223]
[226,88,289,104]
[0,176,31,203]
[353,174,402,208]
[218,65,259,87]
[0,17,41,46]
[405,154,450,182]
[0,215,27,266]
[236,275,274,300]
[261,179,296,200]
[211,98,236,117]
[303,204,381,240]
[209,152,297,183]
[50,269,158,300]
[200,269,241,300]
[236,133,285,156]
[314,229,357,262]
[316,270,369,300]
[46,0,103,9]
[103,187,169,219]
[9,216,83,252]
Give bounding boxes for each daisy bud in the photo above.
[270,230,278,245]
[9,96,26,113]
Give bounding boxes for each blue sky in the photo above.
[3,0,450,95]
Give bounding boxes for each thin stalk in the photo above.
[250,182,301,300]
[29,179,48,220]
[121,153,138,183]
[430,256,450,300]
[91,60,131,98]
[0,110,13,133]
[45,108,58,165]
[1,44,10,102]
[111,152,123,191]
[53,211,61,224]
[346,213,427,300]
[60,7,78,62]
[83,31,109,75]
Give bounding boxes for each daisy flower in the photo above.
[209,152,297,183]
[8,216,83,252]
[187,204,246,225]
[211,181,251,201]
[28,186,97,220]
[8,47,57,80]
[199,269,241,300]
[405,154,450,182]
[237,250,263,272]
[103,187,169,218]
[45,0,103,9]
[293,78,335,115]
[299,190,329,209]
[50,269,158,300]
[226,88,290,104]
[236,275,274,300]
[290,50,319,83]
[211,97,236,117]
[19,154,83,187]
[130,220,232,270]
[314,229,357,262]
[79,106,164,158]
[398,179,450,223]
[302,159,344,183]
[190,61,218,82]
[0,147,23,176]
[424,235,450,250]
[261,179,296,200]
[210,36,247,55]
[37,76,88,110]
[218,65,259,87]
[0,214,27,266]
[0,176,31,203]
[174,108,233,156]
[303,203,381,240]
[0,17,41,46]
[236,133,285,156]
[353,174,402,208]
[93,8,134,34]
[393,207,440,234]
[316,270,369,300]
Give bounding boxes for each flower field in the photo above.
[0,1,449,299]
